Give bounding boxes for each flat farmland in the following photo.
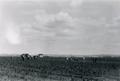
[0,56,119,81]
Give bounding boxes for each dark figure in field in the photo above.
[65,57,78,62]
[93,58,97,63]
[33,55,39,59]
[33,54,44,59]
[20,53,32,61]
[38,54,44,58]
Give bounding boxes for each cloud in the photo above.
[21,11,79,39]
[2,0,80,39]
[5,22,21,45]
[70,0,83,7]
[49,12,80,38]
[2,0,120,55]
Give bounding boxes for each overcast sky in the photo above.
[0,0,120,56]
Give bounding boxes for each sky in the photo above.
[0,0,120,56]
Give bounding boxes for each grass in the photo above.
[0,56,119,81]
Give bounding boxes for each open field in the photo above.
[0,56,120,81]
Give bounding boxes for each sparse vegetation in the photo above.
[0,55,119,81]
